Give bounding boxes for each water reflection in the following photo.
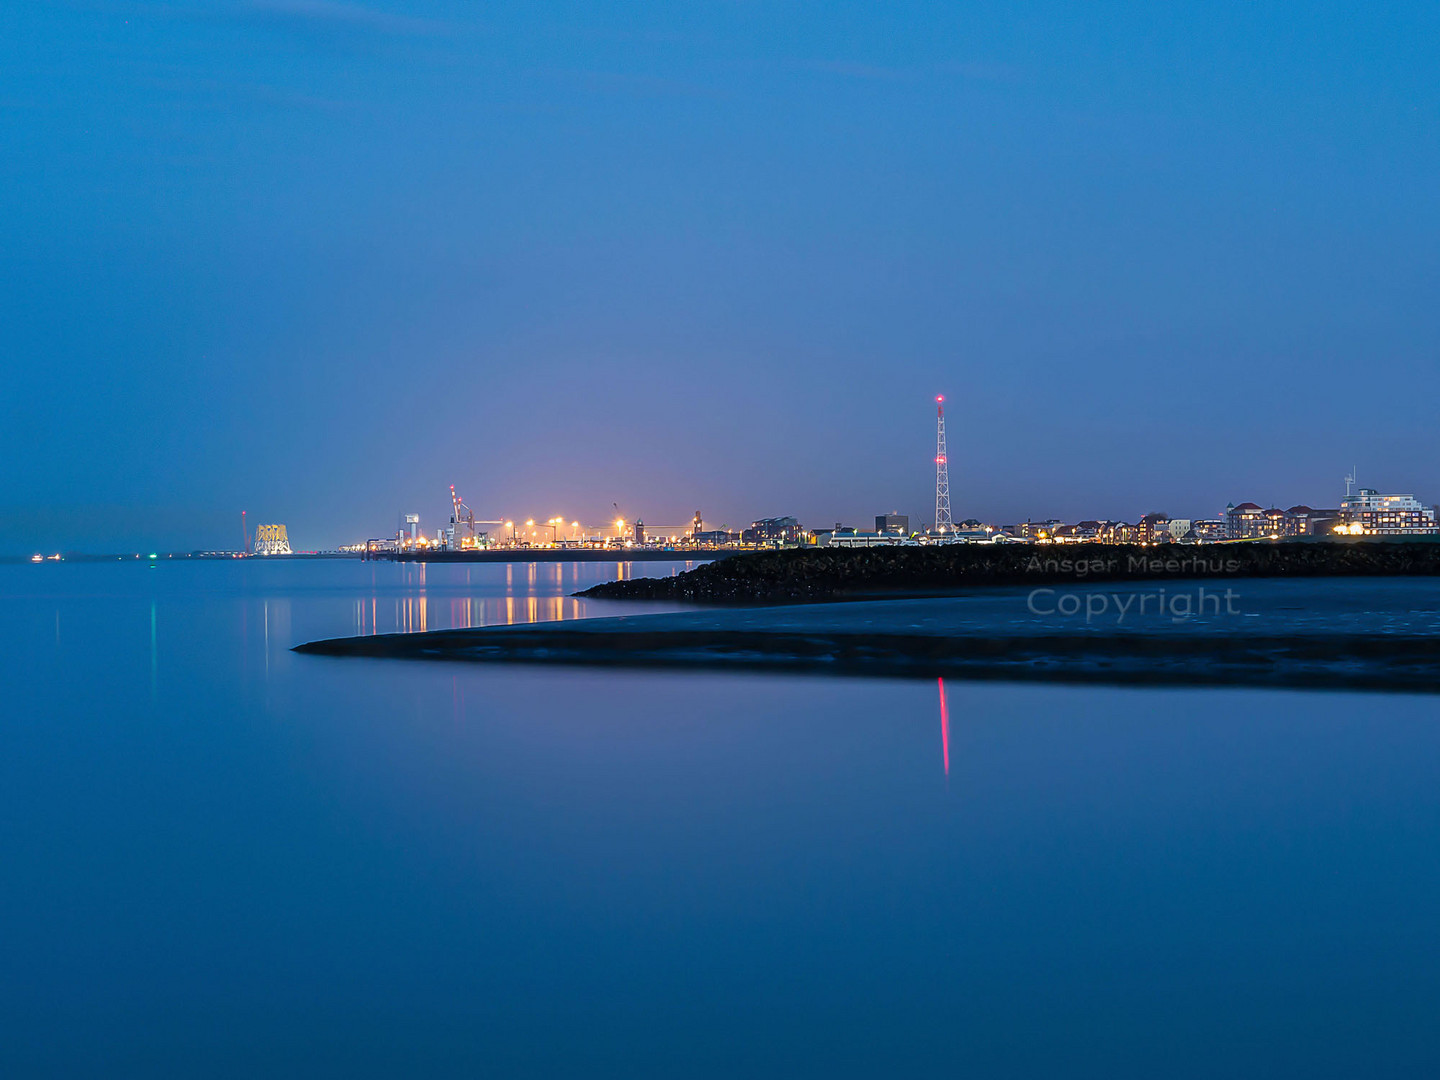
[938,677,949,779]
[398,596,427,633]
[9,564,1440,1076]
[259,599,293,680]
[308,560,704,640]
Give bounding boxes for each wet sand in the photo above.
[294,580,1440,692]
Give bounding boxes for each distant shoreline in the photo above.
[391,549,729,565]
[0,550,723,566]
[0,552,361,564]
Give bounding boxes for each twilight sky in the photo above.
[3,1,1438,552]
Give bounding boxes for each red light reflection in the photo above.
[938,676,949,778]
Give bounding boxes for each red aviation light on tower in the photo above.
[934,393,953,534]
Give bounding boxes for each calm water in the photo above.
[3,560,1439,1077]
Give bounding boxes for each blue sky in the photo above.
[3,1,1437,550]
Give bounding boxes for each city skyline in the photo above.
[22,461,1438,557]
[6,428,1439,554]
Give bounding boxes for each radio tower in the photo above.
[934,395,953,534]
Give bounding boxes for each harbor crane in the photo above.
[448,484,506,549]
[449,485,479,549]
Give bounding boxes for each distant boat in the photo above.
[30,554,42,563]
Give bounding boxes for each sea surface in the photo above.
[3,559,1439,1078]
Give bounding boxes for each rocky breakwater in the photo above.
[576,540,1440,604]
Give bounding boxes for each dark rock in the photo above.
[575,540,1440,604]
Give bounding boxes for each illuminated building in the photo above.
[1337,489,1437,536]
[742,517,803,545]
[875,513,909,536]
[1098,521,1139,544]
[1281,506,1339,536]
[1138,513,1172,544]
[1224,502,1266,538]
[693,529,740,545]
[827,529,914,547]
[1227,502,1343,538]
[252,523,292,555]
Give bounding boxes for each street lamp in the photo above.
[518,518,561,544]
